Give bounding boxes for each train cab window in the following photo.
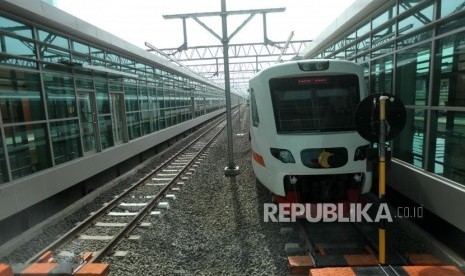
[269,75,360,133]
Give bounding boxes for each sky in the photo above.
[55,0,357,50]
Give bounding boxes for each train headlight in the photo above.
[270,148,295,163]
[354,145,370,161]
[298,61,329,71]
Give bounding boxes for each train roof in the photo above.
[250,59,362,82]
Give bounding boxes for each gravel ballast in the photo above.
[105,108,291,275]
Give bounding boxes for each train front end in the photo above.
[249,60,372,204]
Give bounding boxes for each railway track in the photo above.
[296,219,387,268]
[285,201,465,275]
[24,112,233,272]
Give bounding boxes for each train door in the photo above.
[110,92,126,145]
[77,91,98,154]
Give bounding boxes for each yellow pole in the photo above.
[378,96,388,265]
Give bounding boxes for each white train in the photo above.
[249,60,372,203]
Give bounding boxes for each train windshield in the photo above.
[269,74,360,133]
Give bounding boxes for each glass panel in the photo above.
[95,81,110,114]
[0,15,33,38]
[159,108,167,130]
[0,69,44,123]
[440,0,465,18]
[124,84,139,112]
[429,110,465,183]
[3,36,35,57]
[0,136,8,184]
[0,53,37,68]
[356,37,370,53]
[50,120,81,165]
[40,45,70,63]
[99,115,113,149]
[72,41,89,54]
[372,24,395,48]
[139,87,149,111]
[90,47,105,67]
[77,92,97,153]
[398,4,434,36]
[127,112,141,140]
[346,31,356,45]
[109,81,123,92]
[43,74,76,119]
[141,110,151,135]
[399,0,428,14]
[395,43,430,105]
[357,22,370,38]
[76,78,93,89]
[346,44,356,60]
[438,14,465,35]
[393,109,425,168]
[372,42,394,58]
[5,123,51,180]
[397,29,432,49]
[372,5,396,29]
[106,52,120,70]
[110,93,125,145]
[269,75,360,133]
[432,31,465,107]
[371,55,393,94]
[38,30,69,48]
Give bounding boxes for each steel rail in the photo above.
[25,112,230,264]
[91,115,228,263]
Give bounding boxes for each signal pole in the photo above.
[163,2,284,177]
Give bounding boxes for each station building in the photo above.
[302,0,465,232]
[0,0,233,240]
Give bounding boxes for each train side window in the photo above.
[250,88,259,127]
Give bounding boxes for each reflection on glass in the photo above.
[78,93,96,153]
[371,55,393,94]
[95,81,110,114]
[44,74,76,119]
[430,111,465,183]
[72,41,89,54]
[127,112,141,140]
[141,111,151,135]
[40,45,70,63]
[38,30,69,48]
[51,120,81,165]
[0,69,44,123]
[0,15,33,38]
[433,31,465,107]
[139,87,149,111]
[4,123,51,180]
[438,14,465,35]
[110,93,125,145]
[398,4,433,36]
[99,115,113,149]
[397,29,432,49]
[393,109,426,168]
[357,37,370,53]
[395,43,430,105]
[372,25,395,47]
[372,4,396,29]
[4,36,35,57]
[0,136,8,184]
[440,0,465,18]
[398,0,428,14]
[357,22,370,38]
[124,85,139,112]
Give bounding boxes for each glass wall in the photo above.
[0,12,226,184]
[307,0,465,185]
